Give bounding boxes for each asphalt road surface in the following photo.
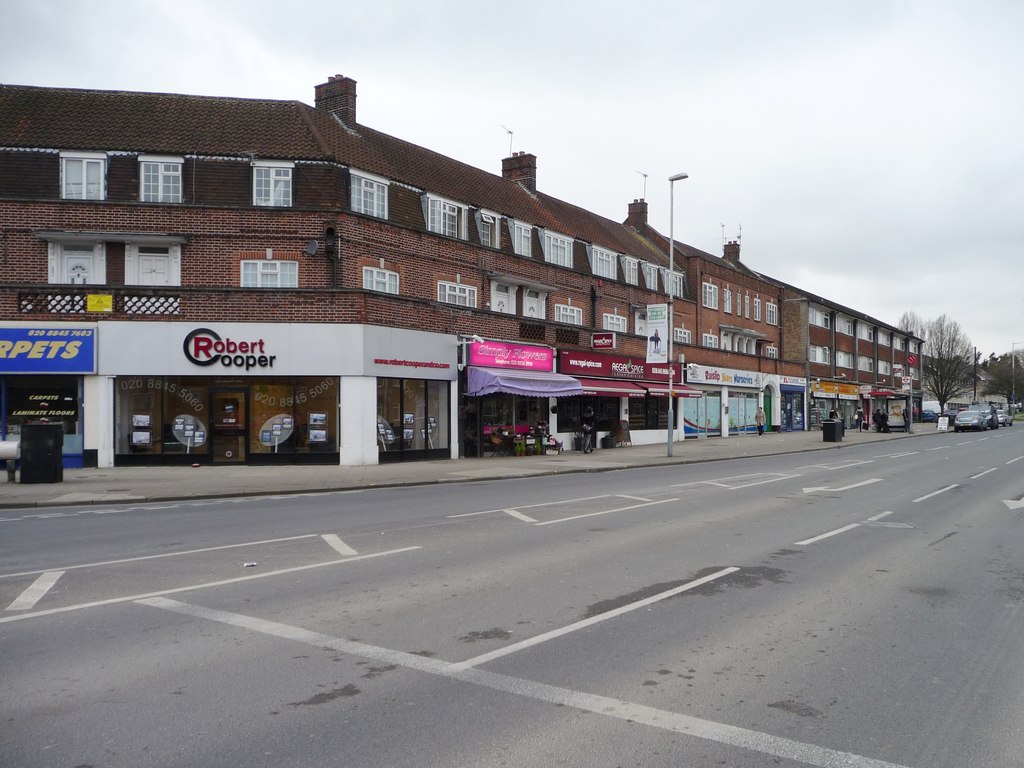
[3,427,1024,767]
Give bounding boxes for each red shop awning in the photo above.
[645,384,703,398]
[574,378,647,397]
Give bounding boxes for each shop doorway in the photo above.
[211,388,247,463]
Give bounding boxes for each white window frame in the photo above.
[252,161,293,207]
[702,282,719,309]
[61,152,106,200]
[241,259,298,288]
[753,297,762,322]
[511,220,532,257]
[766,302,778,326]
[139,155,183,203]
[491,282,517,314]
[858,324,875,341]
[810,345,831,364]
[677,327,692,344]
[620,256,639,285]
[602,313,627,333]
[878,359,891,375]
[363,266,399,295]
[835,350,854,369]
[641,262,659,289]
[765,345,779,359]
[634,310,647,337]
[723,287,732,314]
[476,211,500,248]
[438,281,477,307]
[125,243,182,286]
[837,316,854,336]
[542,231,574,268]
[744,294,750,319]
[895,336,907,351]
[809,307,831,329]
[858,355,874,372]
[663,269,685,298]
[878,331,891,347]
[351,170,389,219]
[702,333,719,349]
[590,246,617,279]
[554,303,583,325]
[47,241,106,285]
[426,195,468,239]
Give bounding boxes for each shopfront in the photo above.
[780,376,807,431]
[685,364,778,437]
[557,350,693,446]
[98,321,456,467]
[463,340,581,457]
[1,324,95,468]
[810,381,861,428]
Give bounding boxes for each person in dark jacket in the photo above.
[580,406,596,453]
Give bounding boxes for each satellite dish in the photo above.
[304,239,319,257]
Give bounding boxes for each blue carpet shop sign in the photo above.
[0,325,97,467]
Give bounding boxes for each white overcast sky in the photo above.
[5,0,1023,356]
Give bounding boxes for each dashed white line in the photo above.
[502,508,538,523]
[925,446,949,451]
[534,498,676,526]
[1006,457,1023,465]
[969,468,997,480]
[137,597,911,768]
[794,524,862,546]
[6,570,64,611]
[913,485,958,503]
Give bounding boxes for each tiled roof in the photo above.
[0,82,672,264]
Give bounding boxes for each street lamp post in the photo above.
[666,172,688,457]
[1013,342,1024,412]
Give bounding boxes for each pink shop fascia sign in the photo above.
[468,341,554,371]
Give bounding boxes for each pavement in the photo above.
[0,425,939,510]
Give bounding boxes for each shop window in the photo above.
[250,377,337,455]
[377,377,449,459]
[2,375,83,458]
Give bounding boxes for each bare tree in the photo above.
[982,350,1022,405]
[897,310,925,341]
[921,315,974,410]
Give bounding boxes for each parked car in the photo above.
[953,408,989,432]
[997,408,1013,426]
[920,409,938,423]
[940,408,961,424]
[975,403,999,429]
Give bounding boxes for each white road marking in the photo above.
[912,485,958,503]
[884,451,918,458]
[673,472,799,489]
[1003,498,1024,510]
[6,570,64,611]
[1006,457,1023,465]
[796,459,874,471]
[448,494,621,518]
[794,524,862,546]
[956,441,973,445]
[502,508,538,523]
[925,446,949,451]
[534,498,677,526]
[802,478,882,494]
[321,534,358,556]
[969,468,997,480]
[864,511,894,522]
[137,597,911,768]
[0,546,421,624]
[451,567,740,672]
[0,533,322,580]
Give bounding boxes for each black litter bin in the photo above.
[822,420,842,443]
[20,423,64,484]
[600,435,615,449]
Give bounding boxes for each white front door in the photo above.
[65,254,92,284]
[138,254,170,286]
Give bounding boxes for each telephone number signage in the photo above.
[0,327,97,374]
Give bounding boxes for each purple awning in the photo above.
[467,367,583,398]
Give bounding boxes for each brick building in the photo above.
[1,74,890,469]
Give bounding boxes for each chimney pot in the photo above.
[502,152,537,193]
[315,74,357,125]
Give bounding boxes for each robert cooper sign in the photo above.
[183,328,276,370]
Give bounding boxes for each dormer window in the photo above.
[475,211,501,248]
[640,262,659,289]
[351,170,388,218]
[61,152,106,200]
[589,246,617,279]
[252,161,293,207]
[139,155,183,203]
[542,231,573,268]
[620,256,639,285]
[511,221,532,257]
[426,195,468,239]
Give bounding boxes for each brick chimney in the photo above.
[626,199,648,228]
[315,75,357,125]
[502,152,536,193]
[723,240,741,265]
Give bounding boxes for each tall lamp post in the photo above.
[666,171,688,457]
[1013,342,1024,412]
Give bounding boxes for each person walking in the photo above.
[754,406,766,436]
[580,406,596,453]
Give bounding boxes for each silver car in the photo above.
[953,409,988,432]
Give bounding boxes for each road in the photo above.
[2,428,1024,767]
